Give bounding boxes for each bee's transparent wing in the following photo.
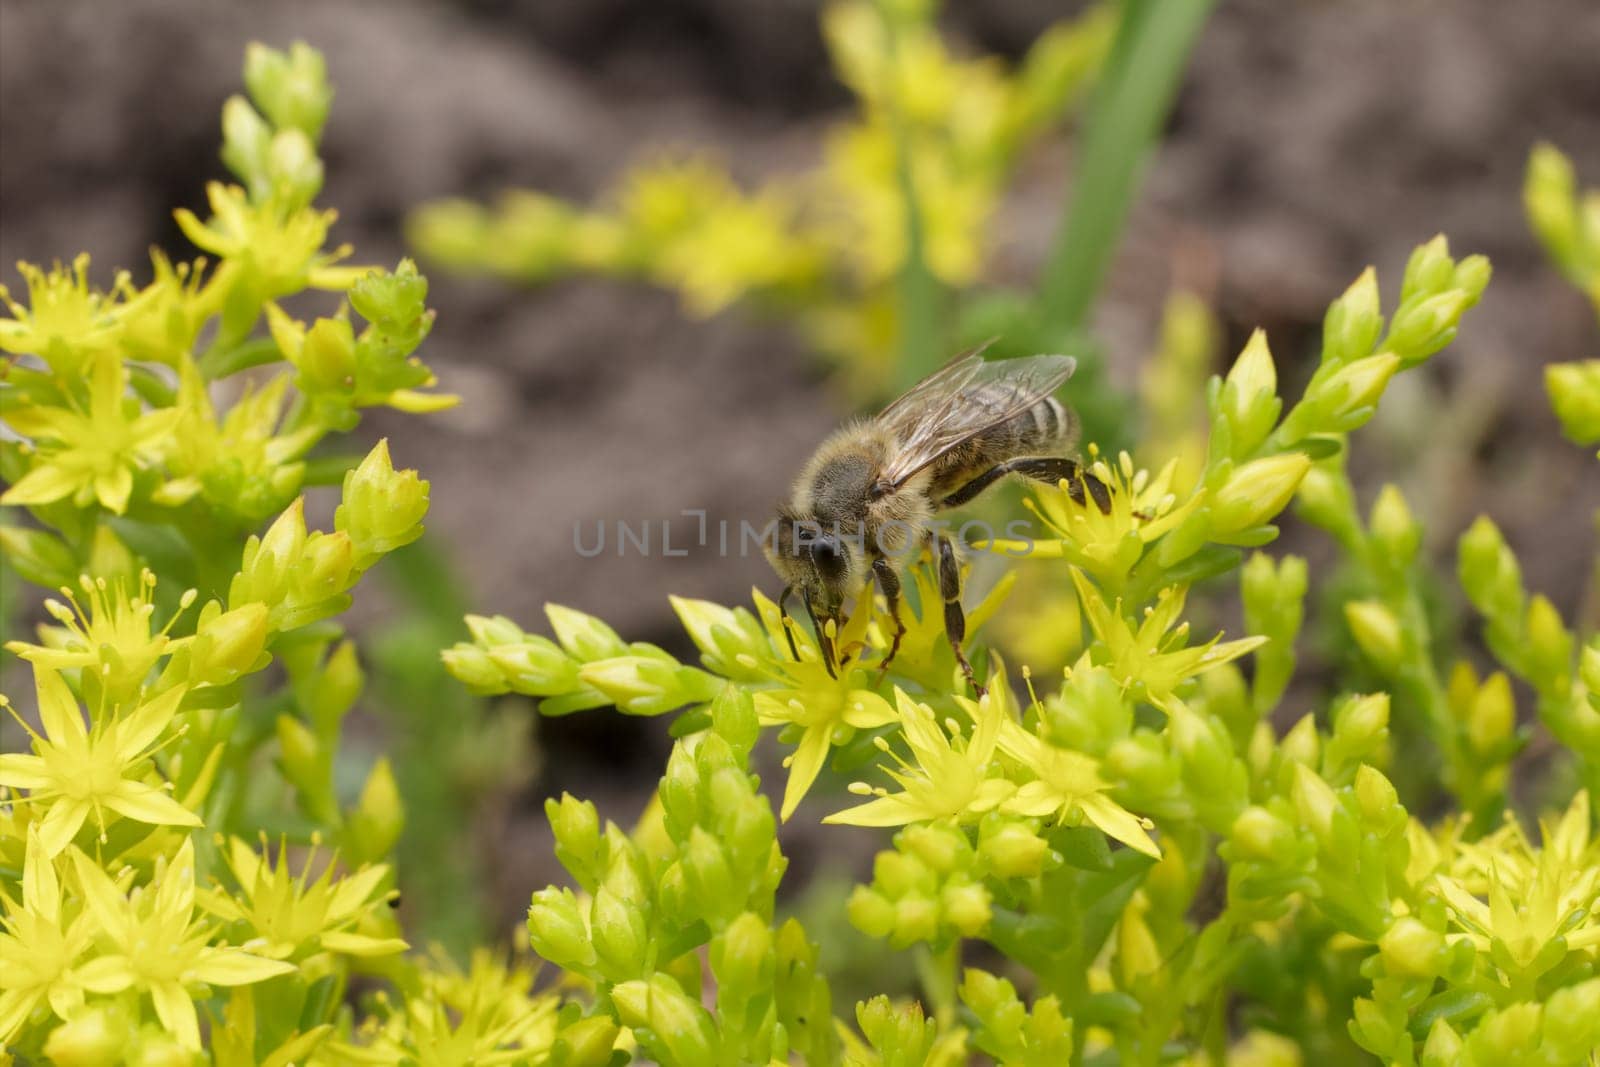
[875,352,1078,490]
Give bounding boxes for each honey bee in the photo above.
[765,346,1109,693]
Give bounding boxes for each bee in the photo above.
[765,346,1109,694]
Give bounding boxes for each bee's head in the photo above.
[765,505,860,619]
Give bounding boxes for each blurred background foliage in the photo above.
[3,0,1598,970]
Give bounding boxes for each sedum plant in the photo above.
[5,36,1600,1067]
[0,44,588,1065]
[445,229,1600,1066]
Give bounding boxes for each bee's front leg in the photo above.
[872,556,906,681]
[935,534,984,698]
[802,588,838,679]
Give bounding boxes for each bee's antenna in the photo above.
[802,588,838,679]
[777,584,801,661]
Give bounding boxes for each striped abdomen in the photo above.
[925,387,1078,499]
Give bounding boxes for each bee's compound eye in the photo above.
[809,535,847,580]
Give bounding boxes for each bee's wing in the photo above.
[875,353,1078,490]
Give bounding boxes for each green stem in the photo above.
[1037,0,1215,343]
[877,2,942,390]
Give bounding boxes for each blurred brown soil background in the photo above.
[3,0,1598,937]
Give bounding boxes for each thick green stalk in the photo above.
[1037,0,1215,343]
[878,2,943,390]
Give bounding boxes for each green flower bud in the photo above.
[1458,516,1522,618]
[464,613,525,647]
[1345,600,1404,673]
[901,823,968,876]
[591,884,648,977]
[0,523,79,590]
[243,41,332,140]
[579,655,718,716]
[485,637,580,696]
[848,886,897,938]
[1220,330,1281,457]
[1107,734,1180,795]
[873,849,931,898]
[1402,235,1454,300]
[1211,453,1312,537]
[188,601,270,686]
[1351,997,1408,1061]
[1294,463,1358,534]
[1333,693,1390,754]
[978,820,1050,880]
[545,603,628,661]
[299,316,357,393]
[1545,360,1600,445]
[335,439,429,560]
[670,595,768,679]
[1379,916,1445,978]
[711,911,773,992]
[1524,144,1581,272]
[856,996,936,1064]
[1526,595,1574,692]
[1291,763,1340,850]
[528,886,597,970]
[1453,254,1491,304]
[44,1003,133,1066]
[941,880,992,936]
[551,1016,622,1067]
[346,757,404,862]
[127,1030,198,1067]
[1466,671,1514,755]
[682,826,734,917]
[220,94,272,186]
[350,259,430,328]
[1229,805,1294,862]
[1473,1003,1542,1062]
[1323,267,1383,366]
[275,713,331,817]
[547,793,604,892]
[1353,764,1401,828]
[710,684,759,761]
[1543,977,1600,1062]
[306,639,363,730]
[1388,291,1470,364]
[1280,713,1321,768]
[1314,353,1401,424]
[266,128,324,207]
[612,975,718,1067]
[1420,1018,1464,1067]
[892,894,941,946]
[1368,485,1420,568]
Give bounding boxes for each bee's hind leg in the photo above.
[935,534,985,698]
[872,556,906,681]
[941,457,1111,514]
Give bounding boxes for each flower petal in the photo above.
[37,797,90,857]
[77,955,137,994]
[34,667,88,746]
[1079,794,1161,859]
[150,978,201,1048]
[103,781,203,829]
[0,753,54,791]
[189,947,296,986]
[821,793,920,828]
[318,931,409,957]
[780,724,832,823]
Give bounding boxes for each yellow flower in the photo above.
[325,947,560,1065]
[0,827,97,1044]
[750,591,897,821]
[1429,790,1600,974]
[5,570,194,704]
[0,255,126,376]
[1003,452,1204,586]
[0,669,199,856]
[1071,568,1266,710]
[199,836,407,961]
[996,717,1160,859]
[825,687,1013,827]
[70,837,294,1049]
[1,354,181,514]
[175,182,369,297]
